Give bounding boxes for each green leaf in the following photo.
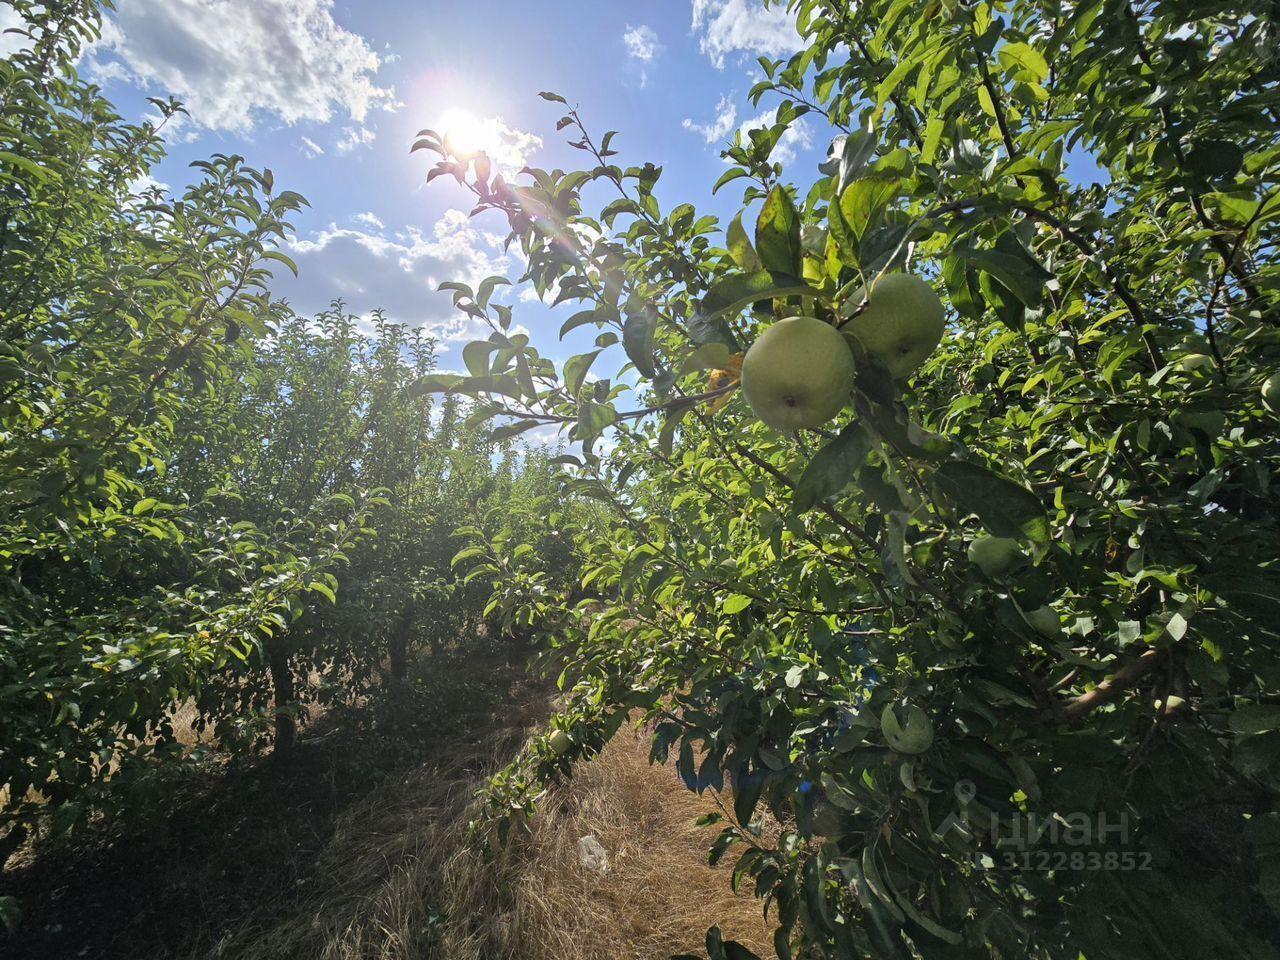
[942,254,982,319]
[713,167,750,194]
[463,340,497,378]
[1186,139,1244,180]
[622,306,658,379]
[836,130,878,190]
[889,877,963,944]
[0,151,51,181]
[688,312,741,351]
[408,373,464,396]
[722,594,753,614]
[559,308,607,338]
[701,270,815,322]
[755,185,802,275]
[309,580,337,604]
[952,240,1054,307]
[657,397,699,455]
[726,212,762,271]
[489,419,544,442]
[793,421,873,513]
[450,546,488,567]
[574,399,616,443]
[476,275,510,308]
[733,778,762,827]
[724,941,763,960]
[261,250,299,277]
[563,350,601,396]
[861,847,907,923]
[933,460,1049,541]
[998,42,1050,83]
[679,342,733,375]
[839,176,901,245]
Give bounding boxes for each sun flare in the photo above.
[438,108,489,158]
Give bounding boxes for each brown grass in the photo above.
[195,723,776,960]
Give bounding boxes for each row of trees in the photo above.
[0,0,571,885]
[428,0,1280,957]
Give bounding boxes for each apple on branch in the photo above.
[842,273,946,381]
[740,315,856,431]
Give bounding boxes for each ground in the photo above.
[2,641,775,960]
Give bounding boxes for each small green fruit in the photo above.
[1172,352,1214,375]
[548,729,571,756]
[844,273,946,380]
[967,536,1025,577]
[1025,605,1061,639]
[881,702,933,754]
[741,316,856,431]
[1262,372,1280,413]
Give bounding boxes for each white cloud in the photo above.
[434,114,541,177]
[683,93,738,143]
[519,278,563,304]
[622,24,662,87]
[0,6,30,58]
[738,106,813,164]
[300,136,326,158]
[690,0,802,69]
[273,210,515,343]
[336,125,376,153]
[623,24,660,62]
[128,172,170,197]
[92,0,396,132]
[477,117,542,174]
[353,211,384,230]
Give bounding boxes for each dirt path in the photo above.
[2,647,775,960]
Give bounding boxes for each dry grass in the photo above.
[195,723,776,960]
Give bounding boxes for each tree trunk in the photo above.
[389,600,414,680]
[268,640,296,759]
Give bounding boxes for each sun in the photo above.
[438,108,489,159]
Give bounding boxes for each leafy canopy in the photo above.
[426,0,1280,957]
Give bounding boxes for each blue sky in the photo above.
[9,0,827,378]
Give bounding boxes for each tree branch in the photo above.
[1052,648,1160,724]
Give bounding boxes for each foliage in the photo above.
[0,1,570,858]
[425,0,1280,957]
[0,0,367,834]
[166,305,505,750]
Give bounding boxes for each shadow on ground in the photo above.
[2,641,548,960]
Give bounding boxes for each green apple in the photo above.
[1263,372,1280,413]
[967,535,1025,578]
[843,273,946,380]
[1025,605,1062,639]
[548,729,571,756]
[1172,352,1214,375]
[741,315,856,431]
[881,702,933,754]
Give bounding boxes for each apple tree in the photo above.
[421,0,1280,956]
